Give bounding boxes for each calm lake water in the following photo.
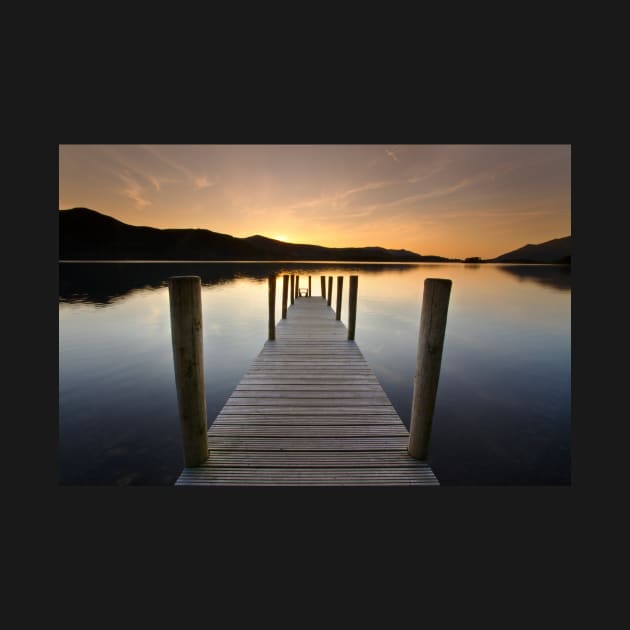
[59,261,571,486]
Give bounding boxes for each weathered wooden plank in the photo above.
[212,418,404,426]
[224,403,393,409]
[244,363,372,367]
[228,393,391,401]
[177,480,438,486]
[178,475,438,483]
[213,413,403,420]
[176,468,439,485]
[179,471,436,479]
[247,368,372,373]
[243,370,376,375]
[232,391,386,397]
[235,384,384,391]
[237,379,382,385]
[197,451,431,467]
[206,436,410,450]
[207,425,410,437]
[221,408,400,416]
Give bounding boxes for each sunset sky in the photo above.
[59,144,570,259]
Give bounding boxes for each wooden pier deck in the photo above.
[176,296,439,485]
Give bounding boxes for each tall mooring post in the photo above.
[327,276,333,306]
[335,276,343,320]
[282,274,289,319]
[348,275,358,340]
[168,276,208,467]
[407,278,452,460]
[268,274,276,340]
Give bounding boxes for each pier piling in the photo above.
[408,278,452,460]
[268,275,276,340]
[336,276,343,321]
[282,275,289,319]
[348,275,358,340]
[168,276,208,467]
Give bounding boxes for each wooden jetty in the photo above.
[173,275,446,486]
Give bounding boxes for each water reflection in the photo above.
[59,261,421,306]
[496,264,571,291]
[59,262,571,485]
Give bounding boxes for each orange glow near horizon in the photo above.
[59,144,570,259]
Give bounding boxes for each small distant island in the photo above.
[59,208,570,264]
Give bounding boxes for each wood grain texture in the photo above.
[175,296,439,486]
[336,276,343,320]
[408,278,452,460]
[281,275,289,319]
[168,276,208,467]
[268,275,276,341]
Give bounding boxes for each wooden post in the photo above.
[308,276,312,297]
[348,275,358,340]
[327,276,333,306]
[408,278,452,461]
[268,274,276,340]
[335,276,343,320]
[321,276,326,299]
[296,275,300,299]
[290,274,295,305]
[282,275,289,318]
[168,276,208,467]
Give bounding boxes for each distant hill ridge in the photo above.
[490,236,571,264]
[59,208,451,262]
[59,207,571,263]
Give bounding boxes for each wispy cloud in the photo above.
[141,145,217,192]
[385,147,399,162]
[147,175,161,191]
[193,175,215,190]
[351,177,476,216]
[118,172,151,209]
[400,178,474,204]
[442,208,554,220]
[362,162,525,214]
[100,147,182,197]
[406,160,450,183]
[236,172,449,224]
[338,180,394,200]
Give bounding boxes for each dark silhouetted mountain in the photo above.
[489,236,571,264]
[59,208,454,262]
[59,207,256,260]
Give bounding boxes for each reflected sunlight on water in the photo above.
[59,262,570,485]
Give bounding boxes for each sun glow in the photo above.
[59,144,570,259]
